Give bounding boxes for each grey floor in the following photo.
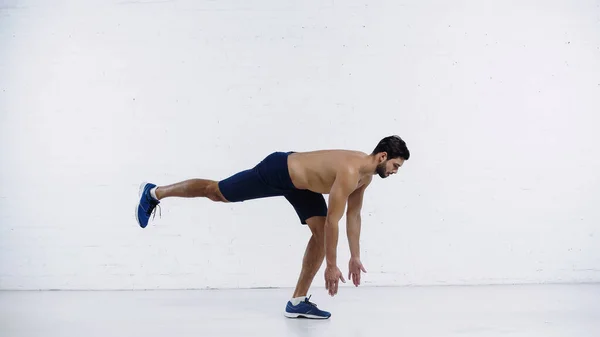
[1,284,599,337]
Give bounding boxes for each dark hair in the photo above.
[372,135,410,160]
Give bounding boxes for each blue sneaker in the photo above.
[136,182,160,228]
[284,295,331,319]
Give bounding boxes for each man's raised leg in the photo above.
[135,179,228,228]
[154,179,228,202]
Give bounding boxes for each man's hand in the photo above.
[325,264,346,296]
[348,257,367,287]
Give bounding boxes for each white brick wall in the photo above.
[1,0,599,290]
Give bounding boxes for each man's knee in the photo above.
[306,216,326,241]
[208,182,229,202]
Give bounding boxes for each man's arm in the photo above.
[324,168,358,268]
[346,176,371,258]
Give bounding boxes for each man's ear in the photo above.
[378,152,387,163]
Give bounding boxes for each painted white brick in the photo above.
[1,0,599,290]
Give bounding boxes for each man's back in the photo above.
[288,150,372,194]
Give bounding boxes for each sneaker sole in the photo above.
[135,181,149,228]
[284,312,330,319]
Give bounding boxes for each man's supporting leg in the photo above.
[154,179,227,202]
[285,216,331,319]
[292,216,326,298]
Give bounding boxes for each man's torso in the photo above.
[287,150,372,194]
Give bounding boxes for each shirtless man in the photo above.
[135,135,410,319]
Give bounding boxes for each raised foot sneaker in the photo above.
[284,295,331,319]
[135,182,160,228]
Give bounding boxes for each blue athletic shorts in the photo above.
[217,151,328,224]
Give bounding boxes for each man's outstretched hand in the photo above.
[325,264,345,296]
[348,257,367,287]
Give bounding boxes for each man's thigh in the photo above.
[284,189,328,225]
[218,167,283,202]
[218,151,295,202]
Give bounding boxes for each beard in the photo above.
[376,162,387,178]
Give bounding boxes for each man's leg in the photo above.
[284,214,331,319]
[292,216,326,298]
[135,158,290,228]
[154,179,228,202]
[135,178,229,228]
[283,189,330,318]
